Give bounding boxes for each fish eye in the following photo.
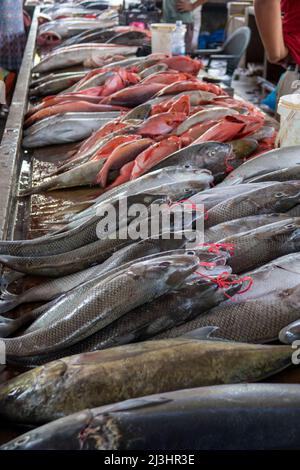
[209,150,216,157]
[275,192,286,198]
[184,164,191,169]
[184,188,190,193]
[187,251,195,255]
[159,261,171,267]
[286,224,295,229]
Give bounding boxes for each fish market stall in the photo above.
[1,1,300,452]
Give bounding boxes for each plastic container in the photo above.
[277,93,300,147]
[172,21,186,55]
[150,23,176,55]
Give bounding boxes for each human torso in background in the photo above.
[281,0,300,66]
[163,0,193,23]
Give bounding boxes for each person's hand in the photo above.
[176,0,193,12]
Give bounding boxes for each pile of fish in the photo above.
[1,13,300,450]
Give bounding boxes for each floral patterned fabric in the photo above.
[0,0,26,71]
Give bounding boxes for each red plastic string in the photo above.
[202,242,235,255]
[195,269,253,300]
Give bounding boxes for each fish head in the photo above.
[230,138,258,160]
[129,253,199,289]
[279,319,300,344]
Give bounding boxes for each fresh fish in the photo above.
[97,138,154,188]
[106,30,150,46]
[205,213,290,242]
[0,194,173,276]
[247,165,300,183]
[122,103,152,121]
[72,70,115,92]
[279,318,300,344]
[287,204,300,217]
[206,181,300,228]
[4,384,300,450]
[220,145,300,186]
[33,45,137,73]
[70,166,213,223]
[103,83,165,108]
[21,138,154,195]
[175,107,238,136]
[22,114,118,148]
[2,254,198,359]
[20,160,105,196]
[189,183,272,212]
[0,240,201,338]
[9,253,232,365]
[139,63,169,79]
[29,72,87,96]
[57,28,122,48]
[219,217,300,273]
[154,253,300,343]
[0,338,291,423]
[151,139,258,182]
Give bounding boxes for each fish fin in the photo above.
[181,326,221,341]
[0,297,20,315]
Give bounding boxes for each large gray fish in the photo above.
[3,383,300,450]
[206,181,300,228]
[246,165,300,183]
[72,70,115,92]
[148,140,258,182]
[9,261,234,367]
[20,138,153,195]
[153,253,300,343]
[33,44,138,73]
[0,237,195,315]
[0,337,291,424]
[219,145,300,186]
[2,254,198,358]
[22,113,117,148]
[0,241,202,338]
[29,71,87,97]
[218,217,300,273]
[205,213,290,243]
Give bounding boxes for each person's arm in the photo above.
[254,0,289,63]
[176,0,207,14]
